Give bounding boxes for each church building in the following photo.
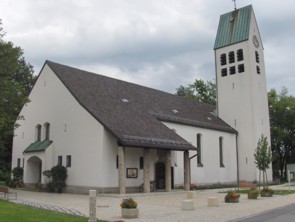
[11,5,271,194]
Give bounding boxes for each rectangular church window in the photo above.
[255,51,260,63]
[58,156,62,166]
[237,49,244,61]
[139,156,144,169]
[66,155,71,167]
[256,66,261,74]
[220,53,227,65]
[238,64,245,73]
[228,51,235,63]
[197,134,203,167]
[229,66,236,75]
[221,68,227,77]
[219,137,225,167]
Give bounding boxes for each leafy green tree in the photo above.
[176,79,216,105]
[254,135,272,189]
[268,87,295,181]
[0,20,36,171]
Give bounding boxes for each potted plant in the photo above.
[260,187,274,197]
[248,189,259,199]
[34,182,42,192]
[120,198,139,219]
[224,191,240,203]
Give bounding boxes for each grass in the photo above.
[0,200,107,222]
[237,189,295,195]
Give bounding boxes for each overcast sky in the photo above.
[1,0,294,95]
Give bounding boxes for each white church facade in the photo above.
[12,5,271,194]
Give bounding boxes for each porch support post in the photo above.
[184,150,190,191]
[165,150,172,192]
[118,146,126,194]
[143,148,150,193]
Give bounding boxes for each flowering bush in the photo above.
[261,187,273,193]
[190,183,197,190]
[248,189,259,196]
[120,198,137,209]
[260,187,274,196]
[225,191,240,199]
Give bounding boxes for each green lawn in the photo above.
[0,200,107,222]
[237,189,295,195]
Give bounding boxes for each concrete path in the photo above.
[6,184,295,222]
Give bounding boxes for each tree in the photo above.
[176,79,216,105]
[254,135,272,189]
[0,20,36,171]
[268,88,295,181]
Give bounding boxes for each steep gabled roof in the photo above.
[214,5,252,49]
[46,61,236,151]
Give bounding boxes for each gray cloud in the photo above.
[1,0,294,95]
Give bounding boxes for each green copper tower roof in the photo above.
[214,5,252,49]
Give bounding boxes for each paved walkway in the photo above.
[234,203,295,222]
[6,184,295,222]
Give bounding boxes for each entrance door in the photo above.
[155,162,165,189]
[155,162,175,190]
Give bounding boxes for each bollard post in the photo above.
[88,190,97,222]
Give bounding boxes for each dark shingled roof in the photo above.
[45,61,236,151]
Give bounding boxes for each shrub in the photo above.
[51,165,67,193]
[12,167,23,181]
[11,167,23,188]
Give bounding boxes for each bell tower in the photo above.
[214,5,272,181]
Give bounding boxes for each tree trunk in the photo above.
[265,170,268,187]
[258,170,261,191]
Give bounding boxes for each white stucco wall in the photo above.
[12,64,107,187]
[163,122,238,185]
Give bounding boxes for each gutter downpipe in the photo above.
[236,133,240,190]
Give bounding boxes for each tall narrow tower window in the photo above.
[36,124,41,141]
[238,64,245,73]
[220,53,227,65]
[255,51,260,63]
[237,49,244,61]
[229,66,236,75]
[228,51,235,63]
[45,123,50,140]
[221,68,227,77]
[256,66,261,74]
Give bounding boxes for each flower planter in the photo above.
[121,208,139,219]
[248,194,258,199]
[225,197,239,203]
[260,192,273,197]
